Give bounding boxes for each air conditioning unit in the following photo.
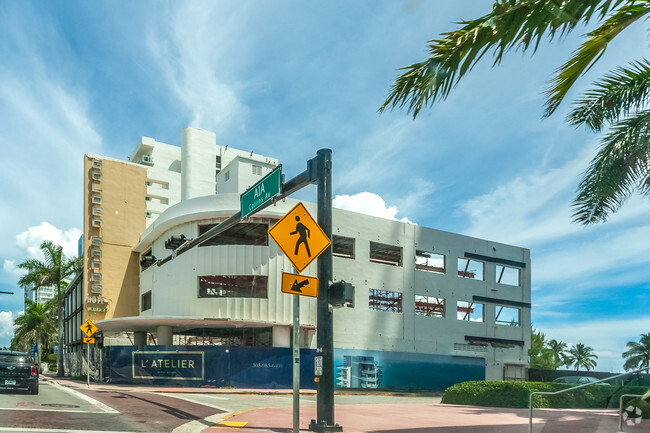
[140,155,153,164]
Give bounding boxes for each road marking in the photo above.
[48,381,118,414]
[159,392,231,410]
[215,421,248,428]
[0,407,106,414]
[0,429,130,433]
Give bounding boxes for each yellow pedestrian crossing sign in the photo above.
[80,319,97,337]
[281,272,318,298]
[268,202,330,273]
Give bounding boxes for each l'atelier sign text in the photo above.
[132,351,204,380]
[139,358,196,369]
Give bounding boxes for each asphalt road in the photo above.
[0,379,223,433]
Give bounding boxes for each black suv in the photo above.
[0,350,39,394]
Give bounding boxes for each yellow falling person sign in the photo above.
[268,202,330,273]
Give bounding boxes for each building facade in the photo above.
[69,127,531,388]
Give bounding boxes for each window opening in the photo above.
[495,305,520,326]
[369,242,402,266]
[141,291,152,311]
[252,165,262,175]
[496,265,520,286]
[457,301,484,322]
[199,222,268,246]
[415,295,445,317]
[457,258,484,280]
[216,155,222,172]
[369,289,402,312]
[225,171,230,181]
[415,250,445,273]
[332,236,355,259]
[198,275,268,298]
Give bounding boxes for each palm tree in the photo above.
[17,241,82,376]
[13,300,57,361]
[529,328,555,369]
[566,342,599,371]
[380,0,650,224]
[546,339,569,369]
[622,333,650,371]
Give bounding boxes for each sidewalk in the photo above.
[200,404,633,433]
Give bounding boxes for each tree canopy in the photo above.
[380,0,650,224]
[17,240,82,376]
[622,332,650,371]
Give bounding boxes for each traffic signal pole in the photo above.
[310,149,341,432]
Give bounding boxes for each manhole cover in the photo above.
[41,403,80,408]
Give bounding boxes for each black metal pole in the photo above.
[310,149,341,432]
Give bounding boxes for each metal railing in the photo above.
[528,367,649,433]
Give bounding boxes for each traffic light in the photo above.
[165,234,186,250]
[329,280,354,308]
[140,255,156,269]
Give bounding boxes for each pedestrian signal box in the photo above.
[268,202,330,273]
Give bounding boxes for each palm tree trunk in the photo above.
[57,297,64,377]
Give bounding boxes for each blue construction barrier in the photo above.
[108,345,317,389]
[107,345,484,391]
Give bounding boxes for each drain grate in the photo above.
[41,403,80,408]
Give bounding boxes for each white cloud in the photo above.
[2,260,22,278]
[543,317,650,373]
[0,311,19,343]
[458,147,592,247]
[15,222,81,260]
[333,192,413,223]
[146,2,250,134]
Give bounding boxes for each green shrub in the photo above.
[47,353,57,363]
[441,381,650,412]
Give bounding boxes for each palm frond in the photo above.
[572,109,650,224]
[568,59,650,131]
[380,0,625,117]
[545,3,650,116]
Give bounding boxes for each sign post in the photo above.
[292,286,300,433]
[311,149,340,432]
[80,319,97,386]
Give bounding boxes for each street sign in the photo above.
[83,337,95,344]
[80,319,97,337]
[241,166,282,219]
[282,272,318,298]
[268,202,330,273]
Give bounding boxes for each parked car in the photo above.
[0,350,39,394]
[552,376,611,386]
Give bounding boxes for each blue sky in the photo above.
[0,1,648,372]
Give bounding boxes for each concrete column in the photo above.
[134,331,147,346]
[157,325,173,346]
[181,127,216,201]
